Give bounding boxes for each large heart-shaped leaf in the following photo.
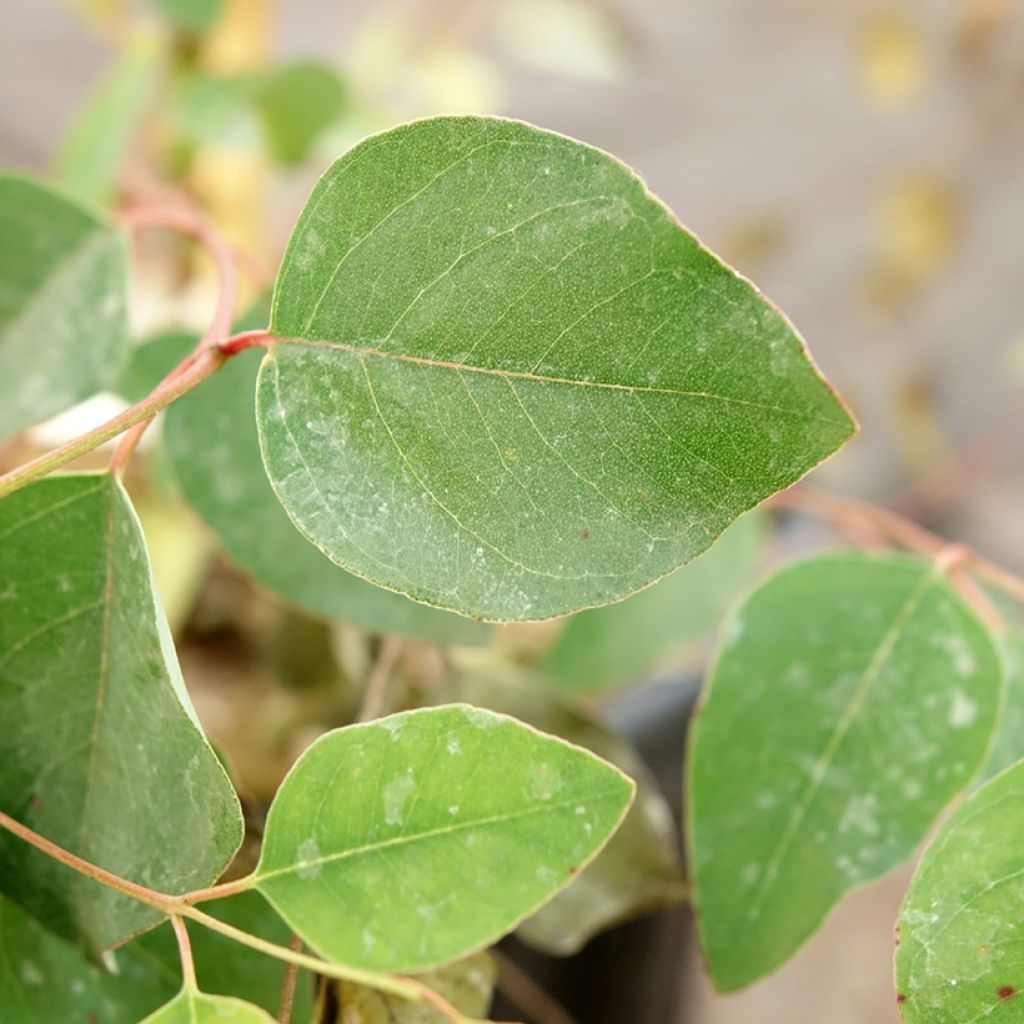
[164,342,488,644]
[687,552,1002,991]
[258,115,854,621]
[0,473,243,957]
[895,759,1024,1021]
[251,704,635,971]
[0,174,130,439]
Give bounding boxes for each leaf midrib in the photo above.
[254,785,627,885]
[270,336,849,426]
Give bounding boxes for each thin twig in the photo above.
[357,636,404,723]
[171,916,198,990]
[771,484,1024,611]
[110,203,241,472]
[493,951,577,1024]
[0,810,179,913]
[277,934,303,1024]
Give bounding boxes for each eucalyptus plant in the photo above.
[1,114,1022,1024]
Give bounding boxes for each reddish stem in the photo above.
[171,915,198,989]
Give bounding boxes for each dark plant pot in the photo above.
[493,675,702,1024]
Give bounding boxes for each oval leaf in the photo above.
[164,343,488,645]
[253,704,635,971]
[141,990,274,1023]
[687,552,1002,991]
[0,474,243,956]
[258,115,854,621]
[895,759,1024,1020]
[0,173,131,438]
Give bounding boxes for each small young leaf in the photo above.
[0,474,243,957]
[333,951,495,1023]
[258,115,854,622]
[164,344,489,644]
[434,668,685,954]
[687,552,1002,991]
[252,704,635,971]
[252,61,347,165]
[544,512,763,692]
[895,759,1024,1021]
[141,990,274,1023]
[0,174,131,438]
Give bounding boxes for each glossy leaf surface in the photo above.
[253,704,635,971]
[435,669,685,954]
[895,759,1024,1021]
[0,474,243,956]
[258,115,854,621]
[687,552,1002,991]
[545,512,763,691]
[164,344,488,644]
[0,174,130,438]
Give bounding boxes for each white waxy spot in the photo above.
[949,689,978,729]
[448,805,459,816]
[20,961,43,985]
[446,735,461,755]
[383,769,416,825]
[295,837,322,880]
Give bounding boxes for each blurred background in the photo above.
[1,2,1022,1022]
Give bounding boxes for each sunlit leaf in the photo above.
[0,474,243,957]
[0,174,130,438]
[259,116,853,621]
[544,512,763,692]
[141,989,274,1023]
[435,669,685,954]
[252,704,635,971]
[687,552,1002,991]
[895,758,1024,1021]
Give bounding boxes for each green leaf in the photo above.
[0,473,243,957]
[0,174,131,438]
[165,339,488,644]
[687,552,1003,992]
[0,894,174,1023]
[141,989,274,1023]
[151,0,222,33]
[116,328,197,403]
[55,33,162,203]
[980,619,1024,783]
[895,758,1024,1020]
[544,511,763,692]
[434,668,685,955]
[333,951,495,1023]
[252,704,635,972]
[252,61,347,165]
[259,115,853,622]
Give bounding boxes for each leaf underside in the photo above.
[0,474,243,957]
[687,552,1002,991]
[0,174,130,439]
[258,115,854,621]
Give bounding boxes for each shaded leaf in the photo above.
[333,951,495,1023]
[0,473,243,957]
[0,893,174,1023]
[895,759,1024,1021]
[252,704,635,971]
[687,552,1002,991]
[259,116,853,622]
[56,33,162,203]
[141,989,274,1023]
[434,668,685,954]
[544,512,763,692]
[0,174,130,438]
[252,61,347,166]
[164,341,489,644]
